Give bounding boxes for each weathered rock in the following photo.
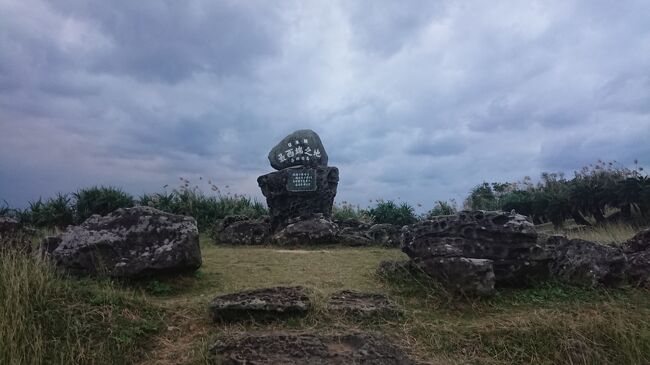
[367,223,402,247]
[210,331,414,364]
[268,129,328,170]
[336,229,374,246]
[415,257,496,296]
[43,206,201,278]
[401,210,543,285]
[550,239,627,287]
[258,166,339,231]
[272,216,339,245]
[0,216,33,251]
[622,229,650,286]
[214,216,271,245]
[327,290,399,317]
[626,250,650,287]
[624,228,650,253]
[209,286,311,322]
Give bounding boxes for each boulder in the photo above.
[367,223,402,247]
[209,286,311,322]
[623,229,650,286]
[210,331,414,365]
[272,216,339,245]
[43,206,201,278]
[326,290,399,317]
[267,129,328,170]
[415,257,496,296]
[401,210,543,286]
[213,216,271,245]
[258,166,339,231]
[550,239,627,287]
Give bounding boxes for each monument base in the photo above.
[257,166,339,231]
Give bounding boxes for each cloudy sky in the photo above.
[1,0,649,211]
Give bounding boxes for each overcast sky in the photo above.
[1,0,649,211]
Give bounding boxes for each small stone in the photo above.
[209,286,311,322]
[550,239,627,287]
[210,331,414,364]
[213,216,271,245]
[271,216,339,245]
[327,290,399,318]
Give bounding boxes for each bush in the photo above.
[332,202,374,223]
[0,247,162,364]
[74,186,135,223]
[20,193,74,229]
[425,200,457,219]
[368,200,418,226]
[139,186,267,231]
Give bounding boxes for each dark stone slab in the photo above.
[209,286,311,322]
[213,216,271,245]
[272,216,339,245]
[327,290,399,317]
[415,257,496,296]
[210,331,414,364]
[42,206,201,278]
[268,129,328,170]
[258,166,339,231]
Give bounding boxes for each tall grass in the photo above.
[551,222,641,244]
[0,248,162,364]
[332,201,374,223]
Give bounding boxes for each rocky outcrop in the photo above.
[258,166,339,231]
[213,216,271,245]
[211,331,414,364]
[401,211,545,292]
[326,290,399,317]
[623,229,650,287]
[272,215,338,245]
[367,224,402,247]
[416,257,496,296]
[209,286,311,322]
[550,238,627,287]
[42,206,201,278]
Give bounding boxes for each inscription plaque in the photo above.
[287,169,317,192]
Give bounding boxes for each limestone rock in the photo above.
[367,223,402,247]
[326,290,399,317]
[210,331,414,364]
[415,257,496,296]
[209,286,311,322]
[401,210,542,286]
[267,129,328,170]
[550,239,627,287]
[42,206,201,278]
[272,216,339,245]
[626,250,650,287]
[213,216,271,245]
[258,166,339,230]
[624,228,650,253]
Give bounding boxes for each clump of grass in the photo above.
[0,248,162,364]
[74,186,135,223]
[556,222,641,244]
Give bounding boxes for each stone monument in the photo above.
[258,129,339,233]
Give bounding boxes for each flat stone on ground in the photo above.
[210,286,311,322]
[210,331,414,364]
[327,290,399,317]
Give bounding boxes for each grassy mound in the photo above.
[0,248,163,365]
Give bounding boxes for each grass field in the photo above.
[3,229,650,364]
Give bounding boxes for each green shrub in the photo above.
[139,187,267,231]
[332,202,374,223]
[425,200,457,219]
[74,186,135,223]
[368,200,418,226]
[0,248,162,364]
[20,194,74,229]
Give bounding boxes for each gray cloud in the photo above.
[1,0,649,212]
